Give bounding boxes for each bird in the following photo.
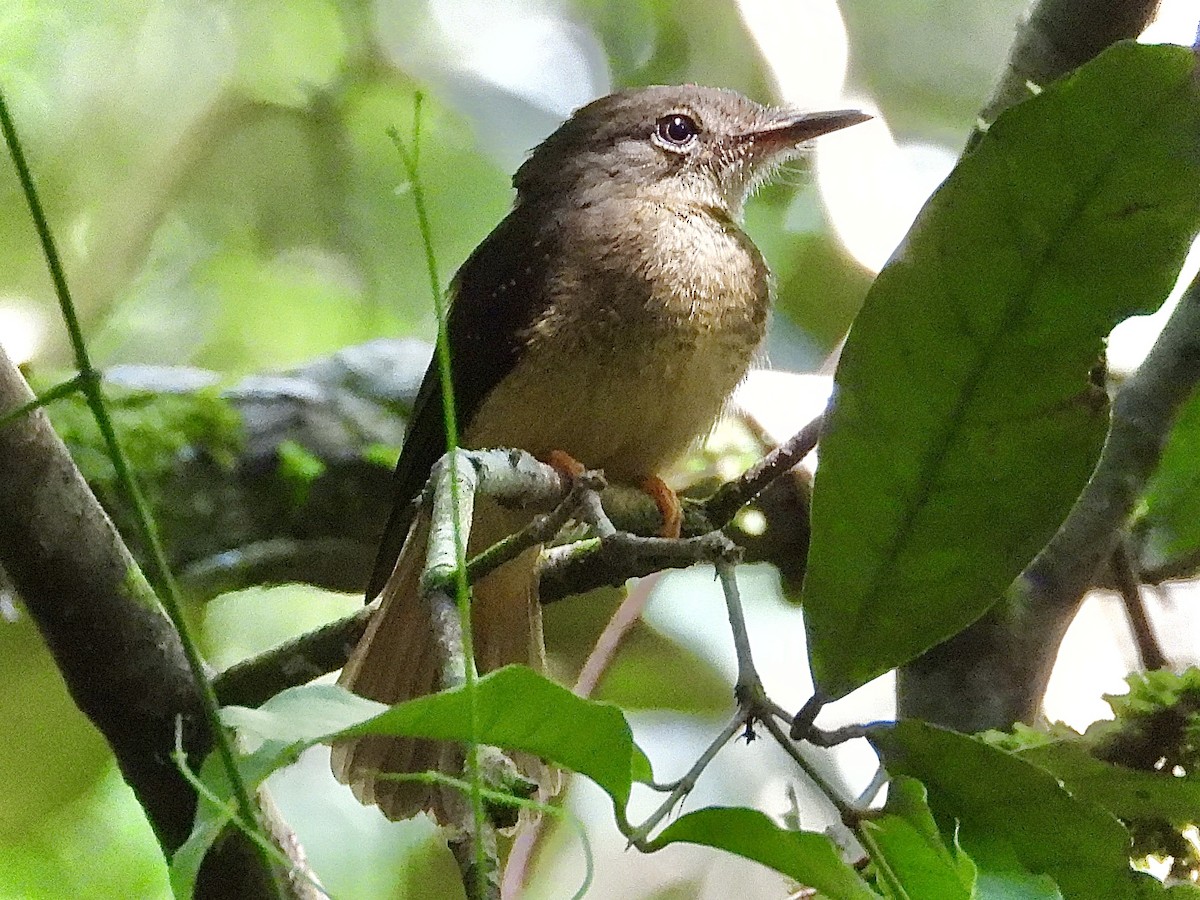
[331,84,869,822]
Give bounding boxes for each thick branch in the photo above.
[967,0,1161,150]
[0,347,307,895]
[0,346,206,847]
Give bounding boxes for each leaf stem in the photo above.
[0,373,85,429]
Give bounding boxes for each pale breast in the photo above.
[465,199,770,482]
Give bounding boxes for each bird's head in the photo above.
[515,85,869,218]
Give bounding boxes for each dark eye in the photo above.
[656,114,699,146]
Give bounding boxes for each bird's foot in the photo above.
[641,474,682,539]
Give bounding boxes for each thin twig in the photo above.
[758,715,861,826]
[466,470,604,584]
[1109,540,1169,671]
[704,412,824,527]
[715,556,761,696]
[574,574,661,698]
[621,706,751,847]
[540,531,738,603]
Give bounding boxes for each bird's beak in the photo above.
[742,108,872,147]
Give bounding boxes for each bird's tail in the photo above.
[331,504,545,822]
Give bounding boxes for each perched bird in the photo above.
[332,85,868,821]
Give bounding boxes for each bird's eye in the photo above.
[656,114,699,147]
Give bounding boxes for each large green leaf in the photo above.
[803,42,1200,699]
[174,668,654,892]
[178,669,874,894]
[221,665,651,807]
[871,722,1136,900]
[646,806,877,899]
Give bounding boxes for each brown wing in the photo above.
[366,201,558,598]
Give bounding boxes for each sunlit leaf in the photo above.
[804,43,1200,698]
[647,806,877,899]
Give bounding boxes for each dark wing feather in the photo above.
[366,202,557,598]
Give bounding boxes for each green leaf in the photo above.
[178,668,652,889]
[1135,389,1200,572]
[861,776,974,899]
[646,806,877,899]
[803,42,1200,699]
[337,666,652,806]
[169,752,239,898]
[221,665,652,808]
[968,836,1065,900]
[871,722,1137,899]
[1017,741,1200,826]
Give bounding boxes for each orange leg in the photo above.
[544,449,587,480]
[641,474,682,539]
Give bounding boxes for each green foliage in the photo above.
[870,721,1137,899]
[360,441,402,469]
[37,379,243,486]
[646,807,876,899]
[859,777,975,899]
[802,42,1200,699]
[985,669,1200,883]
[8,2,1200,897]
[275,438,327,507]
[191,670,878,895]
[1134,387,1200,573]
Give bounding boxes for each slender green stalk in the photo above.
[0,90,278,889]
[379,771,594,900]
[387,94,488,898]
[0,373,85,429]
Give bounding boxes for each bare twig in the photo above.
[466,470,605,583]
[214,602,377,708]
[1109,541,1169,671]
[574,575,661,699]
[704,411,824,527]
[621,708,750,847]
[540,531,737,603]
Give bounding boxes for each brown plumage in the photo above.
[332,85,869,822]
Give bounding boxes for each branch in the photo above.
[0,347,305,896]
[703,411,822,527]
[967,0,1162,151]
[1109,540,1169,671]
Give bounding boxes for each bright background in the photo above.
[1,1,1197,898]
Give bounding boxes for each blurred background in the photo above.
[1,1,1198,897]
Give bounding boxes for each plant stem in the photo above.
[389,95,489,899]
